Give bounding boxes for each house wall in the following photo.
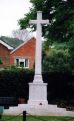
[10,38,36,69]
[0,44,10,67]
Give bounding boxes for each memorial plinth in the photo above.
[28,82,48,105]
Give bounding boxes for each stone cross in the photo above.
[28,11,49,105]
[29,11,49,83]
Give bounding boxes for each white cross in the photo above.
[29,11,49,83]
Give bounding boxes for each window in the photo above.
[16,59,19,67]
[25,59,29,68]
[15,58,29,68]
[20,62,24,67]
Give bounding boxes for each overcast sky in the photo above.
[0,0,31,37]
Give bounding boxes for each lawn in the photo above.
[1,115,74,121]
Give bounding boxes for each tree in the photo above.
[18,0,74,72]
[12,29,32,41]
[42,47,71,72]
[68,38,74,71]
[19,0,74,44]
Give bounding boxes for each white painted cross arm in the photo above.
[29,20,49,25]
[29,11,49,25]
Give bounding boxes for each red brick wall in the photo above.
[10,38,36,69]
[0,44,10,67]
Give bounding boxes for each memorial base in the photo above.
[28,82,48,105]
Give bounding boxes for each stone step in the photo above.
[3,104,74,116]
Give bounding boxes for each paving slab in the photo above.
[3,104,74,116]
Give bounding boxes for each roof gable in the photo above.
[11,37,36,54]
[0,40,13,50]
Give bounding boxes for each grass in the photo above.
[0,115,74,121]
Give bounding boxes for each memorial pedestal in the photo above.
[28,82,48,105]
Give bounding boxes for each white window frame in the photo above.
[15,57,29,69]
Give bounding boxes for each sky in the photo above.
[0,0,32,37]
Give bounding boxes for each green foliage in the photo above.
[9,65,20,71]
[18,0,74,72]
[52,42,70,50]
[0,70,33,99]
[42,47,71,72]
[0,58,3,64]
[19,0,74,43]
[0,70,74,108]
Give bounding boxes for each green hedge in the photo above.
[0,70,33,100]
[0,70,74,108]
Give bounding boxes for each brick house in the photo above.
[0,40,13,68]
[10,37,36,69]
[0,37,36,69]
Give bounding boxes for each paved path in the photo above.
[3,104,74,116]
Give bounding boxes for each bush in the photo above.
[0,70,33,101]
[42,48,72,72]
[0,70,74,108]
[0,58,3,65]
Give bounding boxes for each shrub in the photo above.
[0,58,3,65]
[0,70,74,108]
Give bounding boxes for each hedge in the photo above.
[0,70,33,100]
[0,70,74,107]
